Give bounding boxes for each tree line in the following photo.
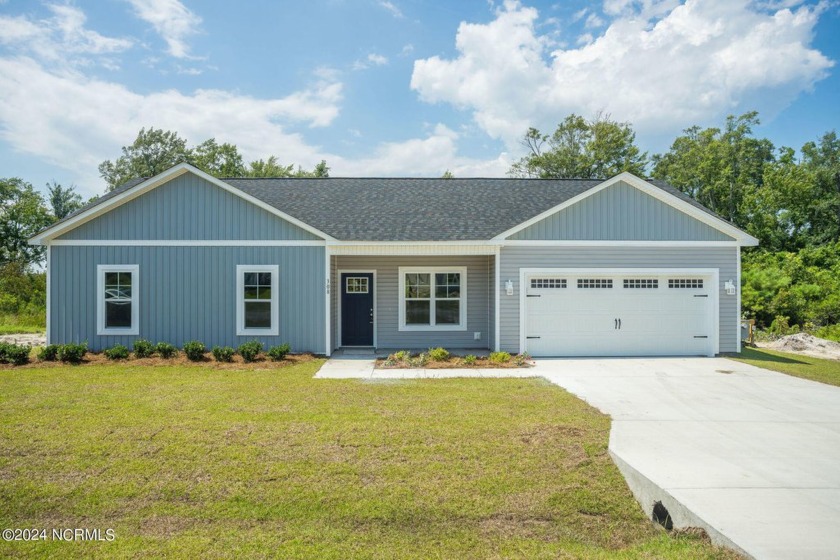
[2,114,839,335]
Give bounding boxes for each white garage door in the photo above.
[524,270,716,357]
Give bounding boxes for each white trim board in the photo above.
[336,269,378,348]
[518,267,720,357]
[30,163,334,244]
[493,172,759,246]
[325,249,332,356]
[49,239,325,247]
[45,245,51,345]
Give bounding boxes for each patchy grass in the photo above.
[0,362,738,559]
[0,324,44,335]
[728,346,840,387]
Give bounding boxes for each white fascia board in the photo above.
[492,172,759,246]
[500,240,739,247]
[49,240,325,247]
[30,163,334,244]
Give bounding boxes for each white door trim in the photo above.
[519,267,720,357]
[337,269,377,348]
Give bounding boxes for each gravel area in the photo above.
[0,334,46,347]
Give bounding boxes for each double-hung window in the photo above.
[236,265,279,336]
[97,264,139,335]
[398,267,466,331]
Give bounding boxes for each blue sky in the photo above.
[0,0,838,198]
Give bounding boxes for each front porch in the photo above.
[327,249,498,355]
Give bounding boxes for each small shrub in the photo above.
[38,344,60,361]
[155,342,177,359]
[58,342,87,364]
[212,345,235,362]
[513,352,531,366]
[389,350,410,362]
[0,342,30,365]
[408,352,428,367]
[182,340,206,361]
[238,340,263,363]
[428,347,450,362]
[489,351,511,364]
[267,343,291,361]
[133,339,154,358]
[104,344,130,360]
[816,324,840,343]
[463,354,477,365]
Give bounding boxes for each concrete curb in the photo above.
[610,448,753,559]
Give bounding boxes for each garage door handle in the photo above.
[614,318,617,329]
[526,294,541,298]
[694,294,708,298]
[618,318,622,330]
[526,336,541,339]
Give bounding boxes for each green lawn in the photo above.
[728,346,840,387]
[0,362,736,559]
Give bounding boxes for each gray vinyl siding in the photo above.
[58,174,320,241]
[510,181,734,241]
[499,246,738,354]
[50,245,325,352]
[334,256,492,350]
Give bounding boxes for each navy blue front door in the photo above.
[341,273,374,346]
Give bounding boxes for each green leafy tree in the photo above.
[0,178,52,266]
[800,131,840,244]
[245,157,330,178]
[99,127,192,191]
[652,112,774,223]
[46,181,83,219]
[509,113,648,179]
[441,170,454,179]
[192,139,245,177]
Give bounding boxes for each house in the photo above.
[30,163,758,357]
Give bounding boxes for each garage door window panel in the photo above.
[578,278,613,289]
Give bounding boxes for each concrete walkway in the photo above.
[533,357,840,560]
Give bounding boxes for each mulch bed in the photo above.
[0,352,319,370]
[376,357,534,369]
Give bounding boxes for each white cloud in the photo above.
[0,56,343,195]
[126,0,201,58]
[353,52,389,70]
[411,0,833,146]
[0,4,132,66]
[332,124,510,177]
[378,1,404,19]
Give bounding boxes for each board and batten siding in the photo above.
[510,181,735,241]
[57,173,320,241]
[50,246,325,352]
[333,255,493,350]
[498,246,738,354]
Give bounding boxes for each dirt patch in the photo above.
[0,352,318,370]
[759,333,840,361]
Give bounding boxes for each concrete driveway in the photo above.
[533,357,840,560]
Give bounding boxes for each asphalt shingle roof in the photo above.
[44,173,735,242]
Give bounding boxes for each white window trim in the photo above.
[97,264,140,336]
[398,266,467,332]
[236,264,280,336]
